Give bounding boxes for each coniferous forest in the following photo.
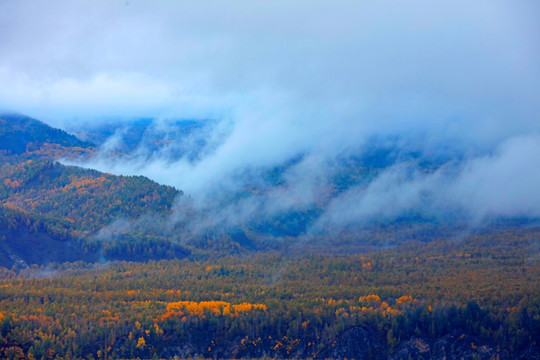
[0,229,539,359]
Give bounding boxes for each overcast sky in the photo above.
[1,1,539,137]
[2,1,540,224]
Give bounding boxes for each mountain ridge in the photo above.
[0,113,94,158]
[1,113,539,267]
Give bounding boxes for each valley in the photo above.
[0,114,538,359]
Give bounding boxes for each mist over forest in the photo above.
[0,1,539,359]
[57,112,539,249]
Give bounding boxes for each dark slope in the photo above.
[0,206,92,268]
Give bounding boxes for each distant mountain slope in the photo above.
[66,117,222,163]
[64,117,540,255]
[0,114,94,160]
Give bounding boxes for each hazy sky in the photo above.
[1,1,539,137]
[3,1,540,226]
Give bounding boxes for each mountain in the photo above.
[0,114,189,268]
[0,114,538,359]
[0,114,537,264]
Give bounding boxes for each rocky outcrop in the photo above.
[389,337,431,360]
[314,327,387,360]
[313,327,530,360]
[430,330,505,360]
[109,326,538,359]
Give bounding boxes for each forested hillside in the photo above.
[0,115,94,161]
[0,115,187,268]
[0,160,178,233]
[65,117,214,162]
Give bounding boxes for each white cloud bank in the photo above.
[1,1,538,136]
[314,134,540,228]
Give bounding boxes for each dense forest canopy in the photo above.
[0,228,537,359]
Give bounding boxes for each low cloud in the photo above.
[315,134,540,230]
[66,123,540,245]
[450,134,540,220]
